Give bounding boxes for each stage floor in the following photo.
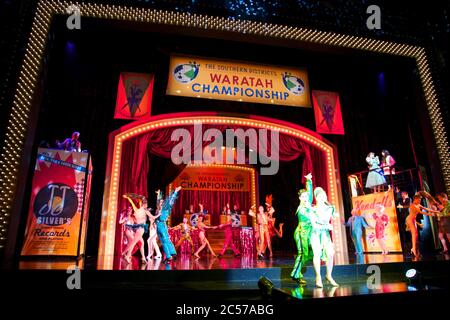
[18,251,450,271]
[107,252,450,271]
[12,252,449,304]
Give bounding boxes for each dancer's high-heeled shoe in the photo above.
[292,277,307,285]
[315,278,323,288]
[162,257,172,264]
[410,249,421,258]
[325,276,339,287]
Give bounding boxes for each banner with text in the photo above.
[352,190,402,253]
[21,148,92,256]
[173,166,251,192]
[166,55,311,107]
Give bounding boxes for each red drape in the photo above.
[115,124,328,256]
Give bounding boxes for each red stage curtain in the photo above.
[116,136,151,256]
[174,190,250,226]
[258,132,327,193]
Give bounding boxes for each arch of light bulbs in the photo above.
[97,114,346,269]
[1,0,447,263]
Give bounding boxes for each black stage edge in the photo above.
[2,260,449,318]
[5,259,449,291]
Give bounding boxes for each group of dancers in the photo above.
[119,189,248,263]
[119,172,449,288]
[344,204,390,255]
[344,189,449,259]
[408,191,450,257]
[120,186,181,264]
[169,203,243,258]
[118,173,339,288]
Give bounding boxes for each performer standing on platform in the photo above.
[56,131,82,152]
[122,194,151,264]
[381,150,396,188]
[290,173,314,285]
[218,208,241,257]
[435,193,450,254]
[311,186,339,288]
[249,205,272,258]
[372,204,389,254]
[155,186,182,264]
[344,208,371,255]
[193,215,217,258]
[365,152,386,193]
[171,217,195,253]
[266,195,284,239]
[407,193,438,257]
[146,210,162,260]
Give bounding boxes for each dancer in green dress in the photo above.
[291,173,314,285]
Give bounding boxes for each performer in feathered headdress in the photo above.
[265,194,283,239]
[155,186,182,263]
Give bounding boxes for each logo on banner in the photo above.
[282,72,305,96]
[33,183,78,226]
[312,90,345,135]
[115,72,153,120]
[173,62,200,84]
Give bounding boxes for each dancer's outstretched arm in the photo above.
[330,206,339,219]
[155,189,163,202]
[362,215,372,228]
[119,214,128,225]
[170,223,182,230]
[305,173,313,204]
[147,210,161,220]
[123,195,138,212]
[343,217,351,227]
[168,186,182,208]
[419,205,438,216]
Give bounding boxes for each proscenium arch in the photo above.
[2,0,448,261]
[98,112,347,269]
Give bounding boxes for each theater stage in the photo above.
[16,253,450,302]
